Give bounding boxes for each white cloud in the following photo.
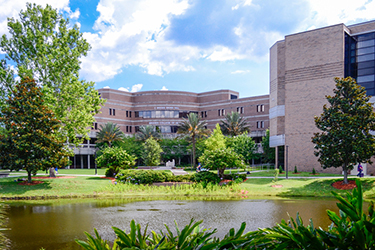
[131,84,143,92]
[303,0,375,30]
[80,0,195,82]
[103,86,110,89]
[207,47,245,62]
[161,86,168,90]
[231,70,250,74]
[118,87,129,92]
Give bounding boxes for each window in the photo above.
[218,109,221,116]
[109,108,112,115]
[129,111,132,117]
[109,108,116,116]
[126,126,129,132]
[237,107,244,114]
[135,126,139,132]
[129,126,132,132]
[240,107,244,114]
[237,107,240,113]
[205,111,207,117]
[256,121,264,129]
[222,109,225,116]
[113,109,115,116]
[201,111,204,118]
[257,105,265,112]
[126,111,129,117]
[92,122,98,130]
[230,94,238,99]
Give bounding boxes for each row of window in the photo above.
[109,105,266,118]
[93,122,266,132]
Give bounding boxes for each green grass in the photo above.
[1,174,375,200]
[247,170,341,177]
[241,177,375,198]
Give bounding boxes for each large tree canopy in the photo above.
[0,78,71,183]
[0,3,104,144]
[220,111,250,136]
[312,77,375,184]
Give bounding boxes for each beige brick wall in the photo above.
[349,21,375,34]
[284,24,345,172]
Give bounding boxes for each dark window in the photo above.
[129,111,132,117]
[358,61,375,69]
[109,108,112,115]
[126,126,128,132]
[367,88,375,96]
[357,54,375,62]
[241,107,244,114]
[135,111,139,117]
[205,111,207,117]
[218,109,221,116]
[358,68,375,76]
[113,109,115,116]
[357,47,375,56]
[129,126,132,132]
[358,39,375,48]
[201,111,204,118]
[360,81,375,89]
[358,32,375,41]
[135,126,139,132]
[230,94,238,99]
[221,109,225,116]
[126,111,129,117]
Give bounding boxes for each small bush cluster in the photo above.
[192,171,220,184]
[117,170,192,184]
[222,173,247,181]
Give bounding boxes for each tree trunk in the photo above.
[343,165,348,184]
[192,136,196,168]
[218,168,225,179]
[49,167,56,177]
[27,171,32,183]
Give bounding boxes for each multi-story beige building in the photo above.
[71,89,269,168]
[270,20,375,175]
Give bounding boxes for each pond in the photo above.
[3,197,340,250]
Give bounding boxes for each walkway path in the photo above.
[154,166,189,175]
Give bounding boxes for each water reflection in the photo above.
[4,197,340,250]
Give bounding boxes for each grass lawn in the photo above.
[241,177,375,199]
[1,173,375,200]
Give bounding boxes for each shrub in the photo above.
[278,165,283,173]
[273,168,279,182]
[193,171,220,185]
[294,166,298,173]
[312,168,317,175]
[223,173,247,181]
[116,170,194,184]
[96,147,136,176]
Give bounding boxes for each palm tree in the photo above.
[96,122,124,147]
[220,111,250,136]
[136,125,161,141]
[177,113,210,168]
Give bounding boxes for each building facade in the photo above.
[270,20,375,175]
[71,89,269,168]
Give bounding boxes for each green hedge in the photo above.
[117,170,192,184]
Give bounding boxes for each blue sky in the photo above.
[1,0,375,97]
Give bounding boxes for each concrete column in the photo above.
[81,155,83,169]
[88,155,90,169]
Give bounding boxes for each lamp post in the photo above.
[286,145,289,179]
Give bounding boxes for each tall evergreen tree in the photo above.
[220,111,250,136]
[261,129,275,163]
[177,113,210,168]
[312,77,375,184]
[0,3,104,144]
[0,78,71,183]
[142,137,163,166]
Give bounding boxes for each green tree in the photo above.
[261,129,275,163]
[0,3,104,144]
[204,124,226,151]
[312,77,375,184]
[116,136,144,166]
[199,148,244,178]
[230,133,257,165]
[220,111,250,136]
[160,138,189,165]
[142,137,163,166]
[0,78,71,183]
[178,113,210,168]
[96,147,136,176]
[136,125,161,141]
[96,122,124,148]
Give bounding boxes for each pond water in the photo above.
[3,197,340,250]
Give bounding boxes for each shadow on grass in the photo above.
[0,177,52,196]
[277,178,375,198]
[85,177,113,181]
